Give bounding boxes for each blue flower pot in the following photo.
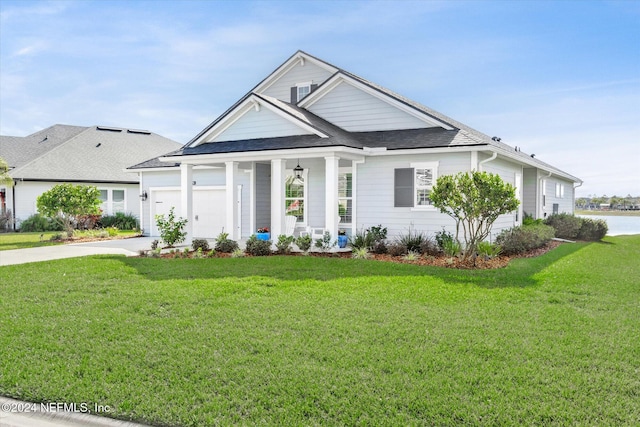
[256,232,270,241]
[338,235,348,248]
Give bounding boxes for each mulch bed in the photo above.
[150,240,564,270]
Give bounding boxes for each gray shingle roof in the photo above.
[1,125,181,182]
[156,50,581,183]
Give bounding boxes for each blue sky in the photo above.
[1,0,638,197]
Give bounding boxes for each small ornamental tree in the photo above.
[155,207,188,247]
[430,171,519,262]
[36,184,101,236]
[1,157,13,188]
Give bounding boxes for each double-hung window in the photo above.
[394,162,439,208]
[285,170,307,223]
[99,188,126,215]
[338,169,353,224]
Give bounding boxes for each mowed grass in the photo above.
[0,230,140,251]
[0,231,63,250]
[1,236,639,426]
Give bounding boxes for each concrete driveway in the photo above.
[0,237,161,266]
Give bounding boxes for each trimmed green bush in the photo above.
[496,224,555,255]
[545,213,581,239]
[19,213,63,232]
[100,212,139,230]
[245,235,272,256]
[191,239,210,252]
[578,217,608,241]
[214,231,239,253]
[295,235,312,252]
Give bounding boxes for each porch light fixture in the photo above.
[139,191,148,201]
[294,160,304,180]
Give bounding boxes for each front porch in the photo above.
[175,148,364,243]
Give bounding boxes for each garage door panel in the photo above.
[150,188,225,239]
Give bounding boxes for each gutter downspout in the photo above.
[538,171,552,219]
[573,181,583,213]
[478,151,497,172]
[12,184,16,231]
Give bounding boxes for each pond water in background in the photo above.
[577,215,640,236]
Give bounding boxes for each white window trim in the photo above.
[338,167,353,225]
[99,188,127,216]
[410,161,439,211]
[285,169,308,225]
[296,81,312,102]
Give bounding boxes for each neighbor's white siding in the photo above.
[11,181,138,229]
[307,81,431,132]
[213,107,312,142]
[260,62,333,102]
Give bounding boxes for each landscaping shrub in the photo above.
[275,234,294,254]
[387,242,408,256]
[295,235,312,252]
[349,224,388,253]
[578,217,608,241]
[214,231,239,253]
[435,229,455,253]
[396,227,427,254]
[419,238,439,256]
[545,213,582,239]
[477,241,502,259]
[191,239,210,252]
[522,212,544,226]
[155,207,188,247]
[314,231,335,252]
[100,212,139,230]
[77,213,101,230]
[19,213,63,232]
[0,209,12,231]
[351,247,371,259]
[495,224,555,255]
[442,239,462,257]
[245,235,272,256]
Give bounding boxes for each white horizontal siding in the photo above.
[213,107,312,142]
[308,81,431,132]
[522,168,538,218]
[260,62,333,102]
[356,153,469,240]
[543,177,575,217]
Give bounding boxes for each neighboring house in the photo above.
[128,51,581,241]
[0,124,181,230]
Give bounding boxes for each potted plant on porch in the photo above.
[256,227,270,241]
[338,229,348,248]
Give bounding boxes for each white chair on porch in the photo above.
[284,215,297,236]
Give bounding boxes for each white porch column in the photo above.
[180,163,193,245]
[226,161,239,240]
[325,156,340,238]
[270,158,286,237]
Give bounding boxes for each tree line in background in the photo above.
[576,195,640,211]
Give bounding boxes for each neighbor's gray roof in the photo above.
[1,124,182,182]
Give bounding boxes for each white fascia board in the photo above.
[253,52,338,95]
[161,146,366,165]
[191,95,328,147]
[126,166,181,173]
[299,73,454,130]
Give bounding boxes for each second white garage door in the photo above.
[150,187,226,238]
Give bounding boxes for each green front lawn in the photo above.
[0,232,64,250]
[1,236,639,425]
[0,230,140,251]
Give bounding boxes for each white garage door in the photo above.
[150,188,226,238]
